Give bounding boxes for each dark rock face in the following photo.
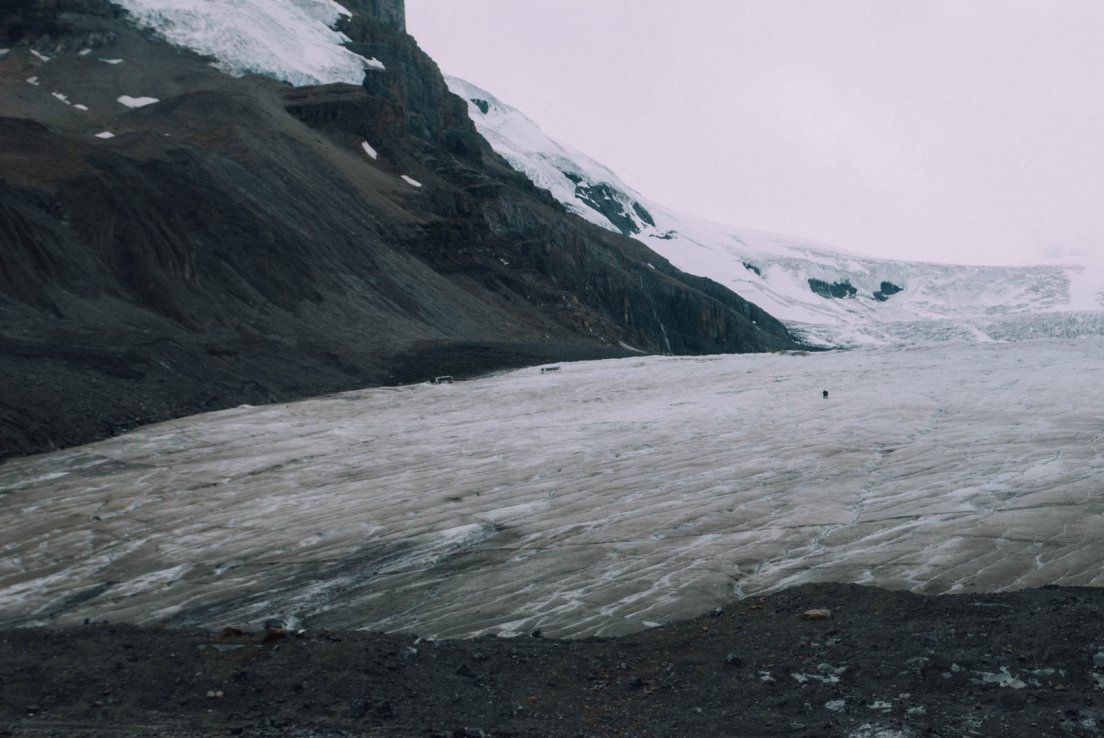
[808,278,858,299]
[561,174,643,235]
[631,201,655,227]
[874,280,904,301]
[0,1,801,459]
[342,0,405,32]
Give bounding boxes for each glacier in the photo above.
[2,338,1101,638]
[446,77,1104,347]
[108,0,383,86]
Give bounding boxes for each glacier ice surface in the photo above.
[1,339,1102,638]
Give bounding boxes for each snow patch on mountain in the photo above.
[446,76,646,235]
[109,0,383,86]
[117,95,159,108]
[448,77,1104,346]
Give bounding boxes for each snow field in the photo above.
[108,0,383,86]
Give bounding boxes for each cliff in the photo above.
[351,0,405,32]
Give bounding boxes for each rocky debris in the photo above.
[2,584,1104,736]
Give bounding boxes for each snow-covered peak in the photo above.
[110,0,383,86]
[446,76,653,235]
[448,77,1104,347]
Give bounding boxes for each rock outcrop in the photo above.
[0,0,801,458]
[349,0,405,33]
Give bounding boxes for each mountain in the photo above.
[0,0,800,460]
[447,77,1104,347]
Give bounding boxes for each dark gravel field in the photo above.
[3,582,1103,738]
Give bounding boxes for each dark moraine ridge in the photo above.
[2,583,1103,737]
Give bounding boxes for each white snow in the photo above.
[108,0,384,86]
[435,523,487,547]
[360,140,378,160]
[447,77,1104,348]
[94,131,116,139]
[973,667,1027,689]
[79,48,91,56]
[30,49,51,62]
[51,92,71,105]
[98,58,124,64]
[446,76,628,233]
[850,726,913,738]
[25,77,39,86]
[117,95,160,108]
[0,48,10,56]
[0,338,1101,638]
[73,104,89,111]
[107,563,192,599]
[400,175,422,188]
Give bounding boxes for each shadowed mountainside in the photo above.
[0,0,800,459]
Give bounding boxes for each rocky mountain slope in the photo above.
[447,77,1104,347]
[0,0,800,460]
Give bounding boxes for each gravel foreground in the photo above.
[3,583,1103,738]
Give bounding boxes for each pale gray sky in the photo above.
[407,1,1104,266]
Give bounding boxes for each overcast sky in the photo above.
[406,1,1103,266]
